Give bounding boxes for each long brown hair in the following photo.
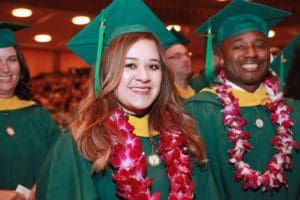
[71,32,206,173]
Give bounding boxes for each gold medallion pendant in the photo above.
[6,125,15,136]
[147,153,161,167]
[255,118,264,128]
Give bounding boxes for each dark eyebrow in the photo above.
[125,57,160,63]
[232,38,243,43]
[150,58,161,63]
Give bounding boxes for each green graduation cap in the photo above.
[196,0,292,86]
[167,28,190,48]
[270,34,300,89]
[0,21,29,48]
[67,0,176,97]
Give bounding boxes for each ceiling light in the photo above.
[166,25,181,32]
[12,8,32,18]
[34,34,52,43]
[72,16,90,25]
[268,30,275,38]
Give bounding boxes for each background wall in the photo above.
[21,48,89,77]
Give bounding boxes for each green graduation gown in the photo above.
[36,131,221,200]
[0,104,60,190]
[189,74,210,93]
[184,91,300,200]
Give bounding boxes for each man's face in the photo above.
[220,31,270,92]
[165,44,192,80]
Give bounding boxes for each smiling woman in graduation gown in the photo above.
[0,21,60,199]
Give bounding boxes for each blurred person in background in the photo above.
[165,28,195,99]
[0,21,60,200]
[270,34,300,100]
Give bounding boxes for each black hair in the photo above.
[14,45,33,100]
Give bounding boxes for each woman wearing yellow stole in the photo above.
[0,22,60,200]
[35,0,220,199]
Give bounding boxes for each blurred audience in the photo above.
[30,68,90,130]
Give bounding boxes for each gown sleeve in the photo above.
[36,132,99,200]
[193,161,221,200]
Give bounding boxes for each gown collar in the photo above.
[0,96,35,111]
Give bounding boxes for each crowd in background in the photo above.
[30,68,90,130]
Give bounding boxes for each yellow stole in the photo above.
[128,114,159,137]
[201,86,270,107]
[0,96,35,111]
[175,84,195,99]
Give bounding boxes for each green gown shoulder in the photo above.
[184,91,300,200]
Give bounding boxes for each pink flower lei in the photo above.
[214,70,299,191]
[108,108,194,200]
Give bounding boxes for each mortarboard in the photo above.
[0,21,29,48]
[195,0,292,86]
[270,34,300,89]
[166,28,190,48]
[67,0,176,97]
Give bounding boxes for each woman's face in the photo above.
[0,46,20,98]
[115,39,162,116]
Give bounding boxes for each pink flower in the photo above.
[259,173,271,190]
[110,109,194,199]
[243,171,260,190]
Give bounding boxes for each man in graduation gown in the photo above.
[165,28,195,99]
[270,34,300,100]
[184,1,300,199]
